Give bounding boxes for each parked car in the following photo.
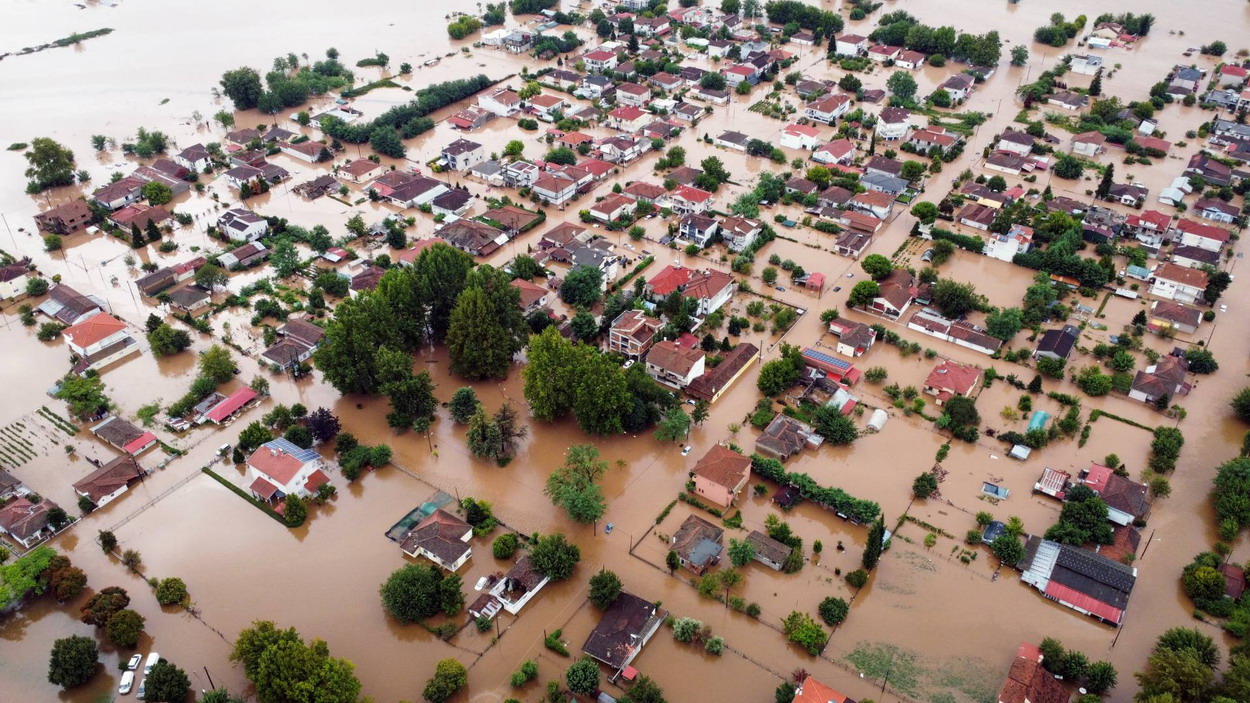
[137,680,146,699]
[681,445,692,456]
[144,652,160,675]
[119,671,134,695]
[126,654,142,671]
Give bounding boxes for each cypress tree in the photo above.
[862,515,886,570]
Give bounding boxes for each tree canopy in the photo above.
[230,621,362,703]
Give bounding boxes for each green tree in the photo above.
[283,494,307,526]
[848,280,880,308]
[1135,647,1214,703]
[155,577,188,606]
[47,635,98,688]
[232,622,362,703]
[1054,154,1084,179]
[728,538,756,567]
[423,659,468,703]
[886,71,918,101]
[913,472,938,499]
[589,569,622,609]
[447,269,526,380]
[370,126,405,159]
[620,675,666,703]
[195,263,229,290]
[546,444,609,522]
[911,201,939,224]
[1096,162,1115,200]
[818,596,849,625]
[990,534,1024,565]
[985,307,1024,341]
[105,608,145,648]
[931,279,981,317]
[781,610,828,655]
[860,254,893,279]
[147,324,192,356]
[219,67,264,110]
[199,344,236,384]
[560,265,604,307]
[653,406,691,442]
[143,659,191,702]
[862,516,885,570]
[81,585,130,626]
[24,137,77,193]
[1010,45,1029,66]
[573,349,631,435]
[141,180,173,206]
[270,237,301,278]
[566,656,600,696]
[54,373,110,419]
[379,564,464,622]
[530,532,581,580]
[812,405,858,445]
[523,327,579,420]
[449,387,479,423]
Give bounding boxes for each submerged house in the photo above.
[1018,536,1137,626]
[73,454,145,509]
[582,591,667,680]
[400,508,473,572]
[670,514,724,575]
[690,445,751,508]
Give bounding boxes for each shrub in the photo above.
[705,636,725,655]
[845,569,868,588]
[492,533,519,559]
[672,617,702,642]
[510,660,539,687]
[154,577,188,606]
[817,597,849,625]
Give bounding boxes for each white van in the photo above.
[118,671,134,695]
[144,652,160,675]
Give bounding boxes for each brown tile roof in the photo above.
[691,445,750,491]
[647,340,704,377]
[925,360,981,395]
[582,591,661,667]
[998,656,1067,703]
[687,343,759,401]
[73,454,143,503]
[746,530,793,565]
[401,508,472,564]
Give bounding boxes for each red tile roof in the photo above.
[648,264,694,296]
[206,387,258,423]
[64,313,126,349]
[248,444,306,485]
[692,445,750,490]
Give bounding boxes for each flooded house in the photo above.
[922,359,981,405]
[606,310,662,358]
[90,415,157,455]
[582,591,667,681]
[645,340,706,390]
[33,199,93,235]
[755,414,822,462]
[63,313,140,376]
[1128,354,1191,405]
[0,496,61,549]
[1033,325,1080,361]
[73,454,145,509]
[1076,463,1151,526]
[260,318,325,372]
[245,438,330,504]
[217,207,268,242]
[790,675,857,703]
[670,515,724,575]
[995,642,1068,703]
[745,530,794,572]
[196,387,259,426]
[685,342,759,403]
[690,445,751,508]
[470,555,550,620]
[399,509,473,572]
[1018,536,1137,626]
[37,284,104,325]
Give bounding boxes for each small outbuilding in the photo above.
[866,408,888,433]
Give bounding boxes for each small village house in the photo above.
[670,514,724,574]
[246,438,330,503]
[73,454,144,509]
[690,445,751,508]
[400,508,474,572]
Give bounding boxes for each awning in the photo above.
[249,476,280,500]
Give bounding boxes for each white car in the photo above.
[1221,304,1228,312]
[144,652,160,675]
[119,671,134,695]
[127,654,142,670]
[681,445,692,456]
[137,680,146,699]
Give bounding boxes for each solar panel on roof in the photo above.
[802,348,852,371]
[263,438,321,464]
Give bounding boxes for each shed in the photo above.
[1009,444,1031,461]
[866,408,888,432]
[1028,410,1050,432]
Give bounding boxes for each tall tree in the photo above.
[314,294,403,394]
[413,243,475,341]
[446,265,526,380]
[269,238,300,278]
[47,635,98,688]
[523,327,580,421]
[862,515,886,570]
[24,137,77,193]
[219,67,264,110]
[529,532,581,580]
[573,349,631,435]
[448,387,480,423]
[1096,163,1115,200]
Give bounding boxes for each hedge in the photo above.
[751,455,880,523]
[202,467,301,527]
[928,227,984,252]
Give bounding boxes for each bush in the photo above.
[510,660,539,687]
[912,472,938,499]
[492,533,519,559]
[154,577,188,606]
[423,659,468,703]
[781,611,828,655]
[845,569,868,588]
[672,617,702,642]
[817,596,849,625]
[705,636,725,655]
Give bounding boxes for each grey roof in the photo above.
[860,172,909,195]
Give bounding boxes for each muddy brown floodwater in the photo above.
[1,0,1249,702]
